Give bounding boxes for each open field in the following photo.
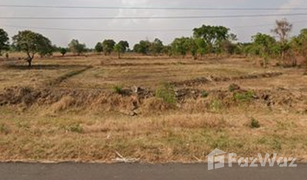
[0,54,307,163]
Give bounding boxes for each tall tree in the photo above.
[0,29,9,56]
[114,41,129,58]
[271,18,293,60]
[193,25,230,53]
[12,30,53,67]
[102,39,115,55]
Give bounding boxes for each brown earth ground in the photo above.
[0,53,306,163]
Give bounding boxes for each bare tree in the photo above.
[271,18,293,60]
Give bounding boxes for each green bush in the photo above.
[233,91,255,102]
[250,118,260,129]
[201,90,209,98]
[113,85,123,94]
[155,83,177,104]
[66,124,83,133]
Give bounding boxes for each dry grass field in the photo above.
[0,54,307,163]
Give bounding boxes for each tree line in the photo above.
[0,19,307,68]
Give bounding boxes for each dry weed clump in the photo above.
[139,97,173,114]
[0,83,306,115]
[90,94,138,113]
[48,96,75,113]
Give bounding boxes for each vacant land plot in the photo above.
[0,55,306,163]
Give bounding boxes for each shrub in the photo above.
[113,85,123,94]
[233,91,255,102]
[229,84,240,92]
[201,90,209,98]
[0,123,10,135]
[66,124,83,133]
[155,83,177,104]
[209,99,223,112]
[250,118,260,128]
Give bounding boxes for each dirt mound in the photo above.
[0,87,41,106]
[171,72,283,87]
[0,87,141,114]
[0,85,306,114]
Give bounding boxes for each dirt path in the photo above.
[46,66,93,87]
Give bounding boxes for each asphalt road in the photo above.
[0,163,306,180]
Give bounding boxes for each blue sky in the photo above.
[0,0,307,47]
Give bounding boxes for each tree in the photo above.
[68,39,86,56]
[219,34,238,55]
[271,18,292,60]
[251,33,276,67]
[193,25,230,53]
[114,41,129,58]
[290,29,307,69]
[188,38,198,59]
[12,30,53,67]
[133,40,151,55]
[162,45,172,57]
[194,38,207,59]
[102,39,115,55]
[150,38,164,55]
[95,42,103,54]
[0,29,9,56]
[38,38,53,57]
[60,48,67,56]
[171,37,190,57]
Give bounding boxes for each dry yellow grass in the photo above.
[0,106,306,163]
[0,54,306,163]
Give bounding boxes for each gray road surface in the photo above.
[0,163,306,180]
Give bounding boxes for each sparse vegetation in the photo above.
[155,83,177,104]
